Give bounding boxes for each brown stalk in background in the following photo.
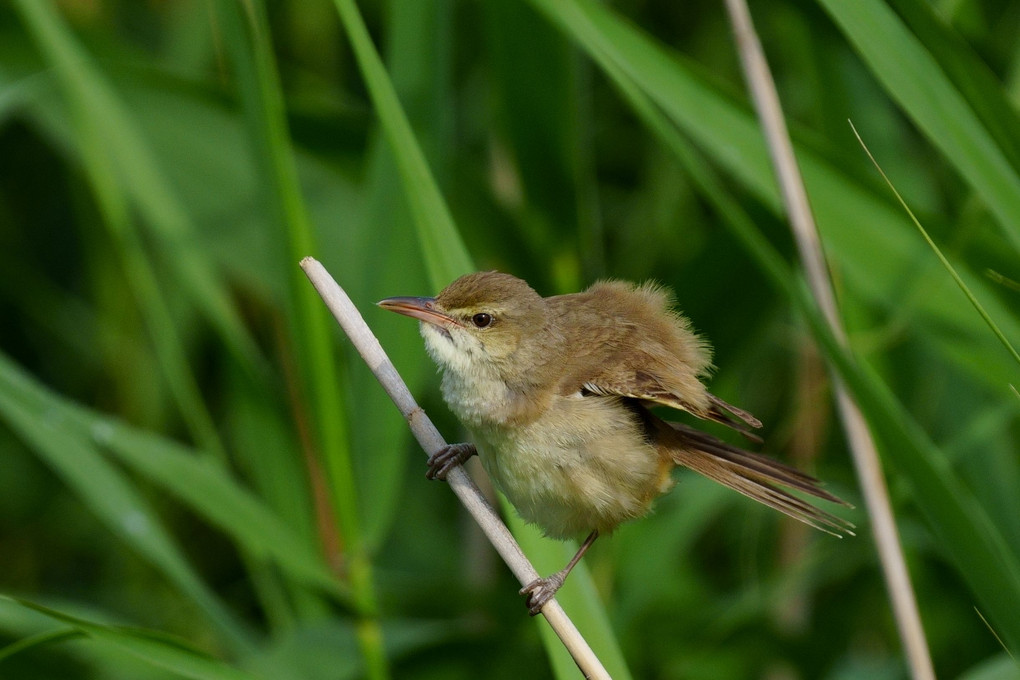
[722,1,937,678]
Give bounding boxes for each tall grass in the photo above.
[0,0,1017,678]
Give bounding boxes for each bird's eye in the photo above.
[471,313,493,328]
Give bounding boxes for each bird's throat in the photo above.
[440,365,515,428]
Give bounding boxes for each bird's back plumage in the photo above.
[548,280,713,411]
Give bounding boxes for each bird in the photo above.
[379,271,852,615]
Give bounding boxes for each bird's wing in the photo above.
[547,283,761,440]
[578,367,764,443]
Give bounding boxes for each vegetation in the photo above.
[0,0,1018,678]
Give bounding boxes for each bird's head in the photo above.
[379,271,547,382]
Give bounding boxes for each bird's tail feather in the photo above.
[655,417,854,537]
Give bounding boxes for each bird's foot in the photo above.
[519,572,566,616]
[425,443,476,481]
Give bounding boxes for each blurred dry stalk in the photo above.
[775,340,829,633]
[722,0,936,678]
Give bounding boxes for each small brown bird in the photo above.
[380,272,851,615]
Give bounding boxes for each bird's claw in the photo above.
[425,443,476,481]
[519,573,565,616]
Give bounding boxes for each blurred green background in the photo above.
[1,0,1018,678]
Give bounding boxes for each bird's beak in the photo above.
[377,296,459,329]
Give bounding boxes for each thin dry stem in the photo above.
[723,2,936,679]
[300,257,612,680]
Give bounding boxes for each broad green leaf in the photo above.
[884,0,1020,175]
[0,352,251,652]
[958,654,1020,680]
[13,0,262,370]
[1,598,262,680]
[0,350,349,605]
[817,0,1020,253]
[330,0,472,290]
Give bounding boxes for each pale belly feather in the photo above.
[468,395,674,539]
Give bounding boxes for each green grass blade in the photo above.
[210,0,356,571]
[14,0,229,462]
[339,0,448,549]
[167,1,385,672]
[683,107,1020,651]
[0,628,83,664]
[852,123,1020,368]
[89,418,350,604]
[807,305,1020,655]
[630,80,1020,653]
[330,0,472,290]
[884,0,1020,175]
[0,352,252,653]
[1,598,262,680]
[817,0,1020,253]
[12,0,262,371]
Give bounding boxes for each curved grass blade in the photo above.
[0,350,351,605]
[816,0,1020,253]
[13,0,263,371]
[0,627,83,664]
[884,0,1020,176]
[338,0,451,549]
[0,598,262,680]
[0,352,252,653]
[211,1,387,675]
[15,0,230,462]
[851,122,1020,369]
[329,0,472,290]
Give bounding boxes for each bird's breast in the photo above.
[467,394,674,539]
